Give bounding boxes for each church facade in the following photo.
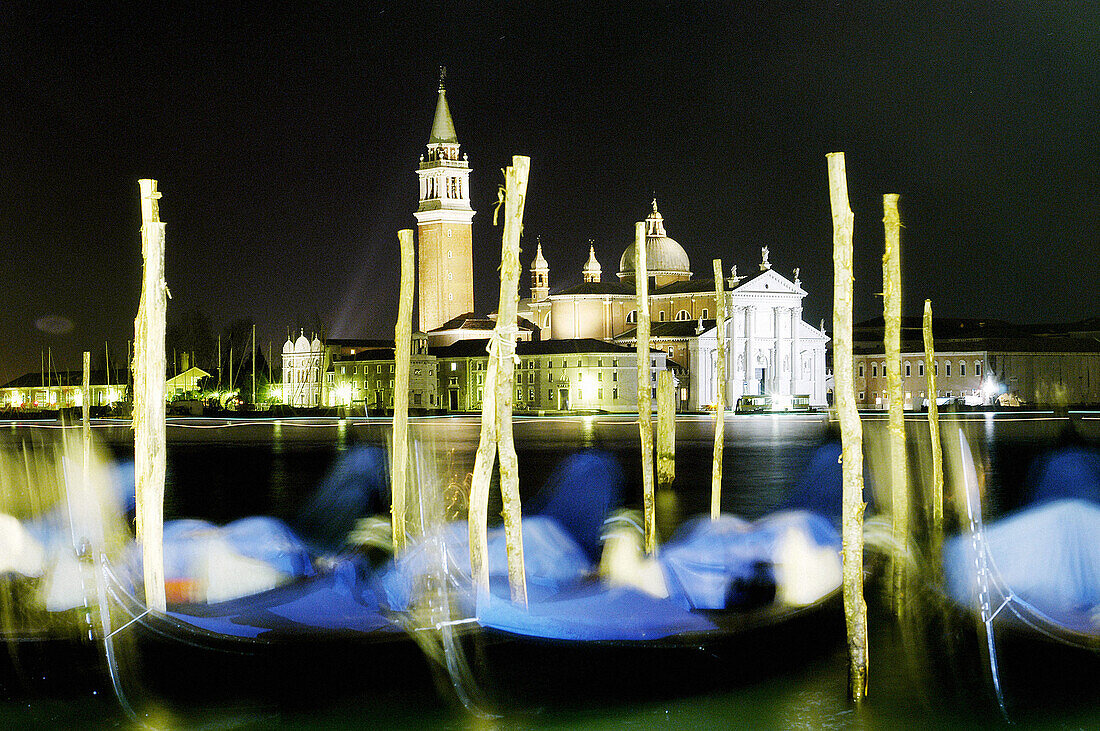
[524,201,829,409]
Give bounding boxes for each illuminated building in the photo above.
[852,317,1100,409]
[526,202,830,409]
[281,331,324,407]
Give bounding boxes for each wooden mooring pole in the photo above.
[711,259,727,520]
[634,221,656,555]
[827,152,868,701]
[883,194,908,612]
[391,228,415,555]
[469,156,530,605]
[656,370,675,492]
[133,178,168,612]
[924,300,944,535]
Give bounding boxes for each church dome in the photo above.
[294,334,311,353]
[618,200,691,277]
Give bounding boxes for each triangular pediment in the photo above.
[732,268,805,297]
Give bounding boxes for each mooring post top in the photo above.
[139,178,162,223]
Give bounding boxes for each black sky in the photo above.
[2,2,1097,384]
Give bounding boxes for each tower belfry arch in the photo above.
[414,68,475,332]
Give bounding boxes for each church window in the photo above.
[858,363,864,377]
[544,314,551,328]
[945,363,951,377]
[975,361,982,377]
[933,362,938,376]
[597,372,603,382]
[859,391,865,400]
[918,362,924,377]
[598,389,603,400]
[675,310,690,321]
[627,310,637,324]
[612,371,617,382]
[959,362,966,376]
[659,311,666,322]
[612,388,618,400]
[577,360,582,368]
[390,365,394,373]
[904,362,911,377]
[871,363,877,378]
[701,309,708,319]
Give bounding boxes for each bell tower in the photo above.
[414,67,475,332]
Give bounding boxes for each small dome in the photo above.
[618,200,691,277]
[282,337,294,354]
[294,335,311,353]
[310,337,322,351]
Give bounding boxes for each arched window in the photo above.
[543,313,551,328]
[975,361,982,377]
[904,361,911,377]
[626,310,637,324]
[675,309,690,321]
[871,363,877,378]
[959,361,966,376]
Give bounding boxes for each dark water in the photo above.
[2,412,1099,728]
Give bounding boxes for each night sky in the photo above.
[2,3,1097,385]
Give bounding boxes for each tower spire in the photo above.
[429,68,458,145]
[416,71,475,332]
[531,236,550,301]
[582,240,602,283]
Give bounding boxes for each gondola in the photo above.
[384,445,850,706]
[939,431,1100,713]
[1,445,438,709]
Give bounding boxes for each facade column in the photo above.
[745,305,755,394]
[772,307,782,395]
[791,306,802,395]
